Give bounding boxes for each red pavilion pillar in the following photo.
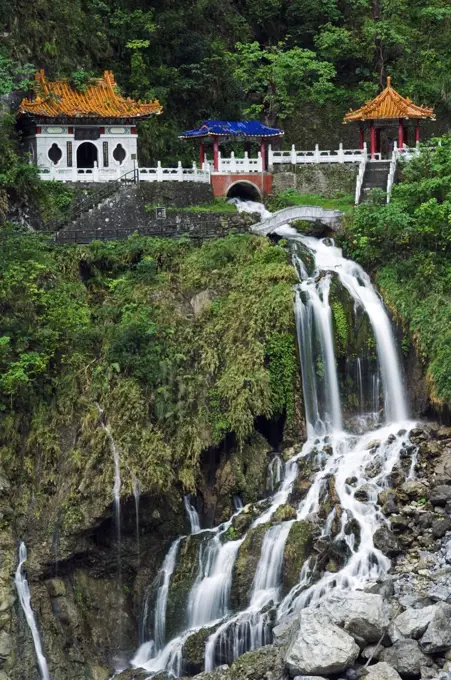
[260,138,266,171]
[359,126,365,150]
[370,121,376,159]
[398,118,404,149]
[213,136,219,171]
[415,122,420,144]
[199,141,205,167]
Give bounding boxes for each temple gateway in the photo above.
[17,70,162,181]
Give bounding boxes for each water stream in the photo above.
[15,542,51,680]
[132,202,413,676]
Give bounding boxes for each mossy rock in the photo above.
[230,434,272,505]
[226,504,264,540]
[271,504,297,524]
[231,524,268,610]
[165,533,206,640]
[182,624,219,675]
[282,520,314,593]
[229,645,284,680]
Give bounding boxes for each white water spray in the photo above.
[15,542,51,680]
[184,495,201,534]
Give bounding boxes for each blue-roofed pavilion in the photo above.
[179,120,284,171]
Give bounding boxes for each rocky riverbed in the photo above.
[113,422,451,680]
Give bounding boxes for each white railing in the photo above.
[269,143,365,166]
[39,165,125,182]
[204,152,264,173]
[39,161,210,183]
[355,148,368,205]
[139,161,210,183]
[386,143,420,202]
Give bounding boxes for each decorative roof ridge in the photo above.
[343,77,435,122]
[18,70,163,119]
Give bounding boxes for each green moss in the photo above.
[272,504,297,524]
[165,534,202,640]
[231,524,268,610]
[282,520,314,592]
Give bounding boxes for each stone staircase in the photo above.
[360,161,390,202]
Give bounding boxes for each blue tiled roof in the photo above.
[179,120,284,139]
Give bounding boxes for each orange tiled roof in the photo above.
[18,70,163,119]
[343,77,434,122]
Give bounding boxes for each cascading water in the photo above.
[184,495,201,534]
[132,201,414,677]
[15,542,51,680]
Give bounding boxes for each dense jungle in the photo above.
[2,1,451,680]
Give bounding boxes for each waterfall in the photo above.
[184,495,201,534]
[132,202,413,677]
[133,475,141,565]
[15,542,51,680]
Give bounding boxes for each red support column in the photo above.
[376,128,381,155]
[213,136,219,171]
[398,118,404,149]
[260,138,266,171]
[415,122,420,144]
[199,141,205,167]
[370,121,376,159]
[359,126,365,150]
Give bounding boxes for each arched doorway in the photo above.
[227,181,262,202]
[77,142,98,169]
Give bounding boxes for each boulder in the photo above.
[319,591,388,645]
[364,663,402,680]
[419,603,451,653]
[285,608,359,676]
[379,639,433,677]
[229,646,285,680]
[273,615,299,647]
[390,605,438,641]
[445,540,451,565]
[374,527,401,556]
[430,486,451,506]
[399,481,428,501]
[432,517,451,538]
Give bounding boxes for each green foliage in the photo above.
[268,189,354,214]
[0,51,35,94]
[344,136,451,407]
[0,231,300,507]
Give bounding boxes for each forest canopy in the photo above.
[0,0,450,161]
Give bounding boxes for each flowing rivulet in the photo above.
[130,203,415,676]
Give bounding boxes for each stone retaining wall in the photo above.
[272,164,358,196]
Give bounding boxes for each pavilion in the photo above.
[17,70,162,180]
[343,77,435,158]
[178,120,284,172]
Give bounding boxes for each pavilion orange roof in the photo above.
[18,70,163,119]
[343,77,434,122]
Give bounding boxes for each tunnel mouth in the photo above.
[226,181,262,202]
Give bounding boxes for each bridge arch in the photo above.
[251,206,343,235]
[226,180,262,202]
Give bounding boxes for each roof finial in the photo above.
[387,76,391,88]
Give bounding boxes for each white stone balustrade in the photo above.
[268,143,366,166]
[39,161,211,183]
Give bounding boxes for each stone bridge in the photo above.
[251,206,343,235]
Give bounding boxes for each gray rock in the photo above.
[445,541,451,565]
[428,584,450,603]
[420,603,451,653]
[390,605,439,641]
[364,662,402,680]
[229,646,284,680]
[374,527,401,556]
[432,517,451,538]
[273,615,299,647]
[286,608,359,676]
[0,631,12,658]
[190,290,212,317]
[293,677,328,680]
[379,639,433,676]
[430,486,451,506]
[319,590,388,644]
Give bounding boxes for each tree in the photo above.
[231,41,336,126]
